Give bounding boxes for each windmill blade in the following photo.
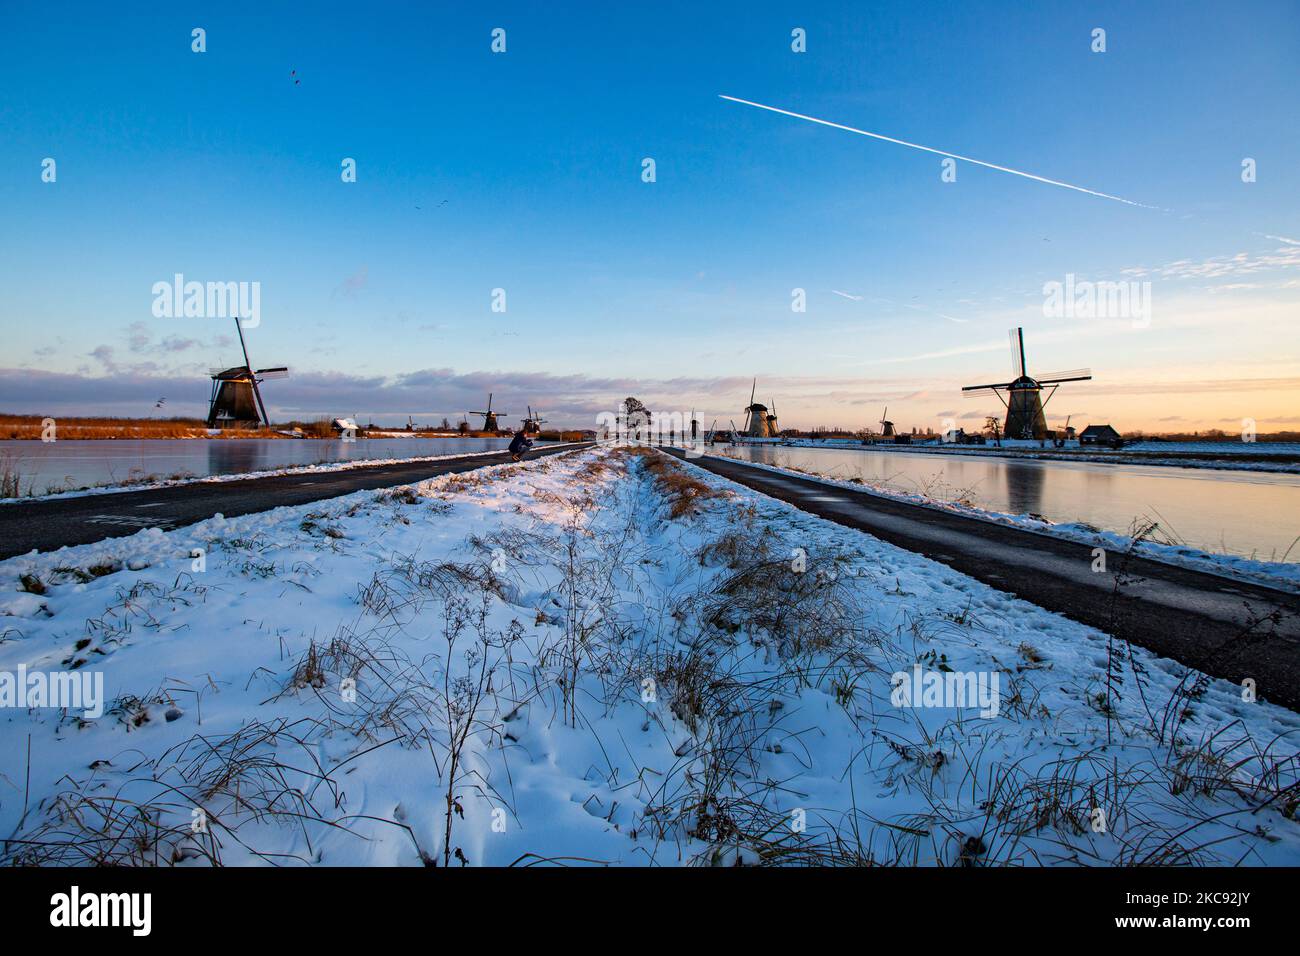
[962,382,1012,393]
[1035,368,1092,383]
[1009,328,1026,378]
[256,367,289,380]
[235,317,255,370]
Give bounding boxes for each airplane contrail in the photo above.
[833,289,966,323]
[720,94,1156,209]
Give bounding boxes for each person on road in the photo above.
[508,430,533,462]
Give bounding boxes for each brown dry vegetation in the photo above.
[0,415,274,440]
[617,446,723,518]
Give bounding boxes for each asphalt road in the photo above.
[0,443,591,561]
[669,449,1300,710]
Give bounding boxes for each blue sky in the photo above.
[1,0,1298,431]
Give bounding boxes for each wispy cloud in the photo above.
[1123,244,1300,280]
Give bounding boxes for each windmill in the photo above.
[470,393,507,432]
[521,405,547,435]
[878,406,896,438]
[206,318,288,429]
[767,400,780,435]
[743,378,778,438]
[962,328,1091,440]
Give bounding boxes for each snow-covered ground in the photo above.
[702,454,1300,592]
[1,445,1296,866]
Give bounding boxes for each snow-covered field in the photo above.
[1,445,1296,866]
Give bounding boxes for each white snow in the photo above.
[0,445,1296,866]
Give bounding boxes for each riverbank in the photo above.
[0,436,533,499]
[704,451,1300,589]
[731,438,1300,474]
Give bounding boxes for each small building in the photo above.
[1078,424,1122,446]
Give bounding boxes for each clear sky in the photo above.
[1,0,1298,433]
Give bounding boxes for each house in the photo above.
[1078,424,1122,446]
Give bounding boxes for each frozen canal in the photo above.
[712,444,1300,562]
[0,437,518,491]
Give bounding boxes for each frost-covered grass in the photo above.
[0,445,1297,866]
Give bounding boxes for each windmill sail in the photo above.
[206,318,288,429]
[962,328,1092,440]
[471,393,506,431]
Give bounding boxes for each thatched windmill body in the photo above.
[878,406,896,438]
[962,328,1091,440]
[520,405,547,435]
[743,379,778,438]
[206,318,288,429]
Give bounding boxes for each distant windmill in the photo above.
[743,378,778,438]
[767,400,780,435]
[471,393,506,432]
[962,328,1091,440]
[521,405,547,435]
[206,318,289,429]
[879,406,896,438]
